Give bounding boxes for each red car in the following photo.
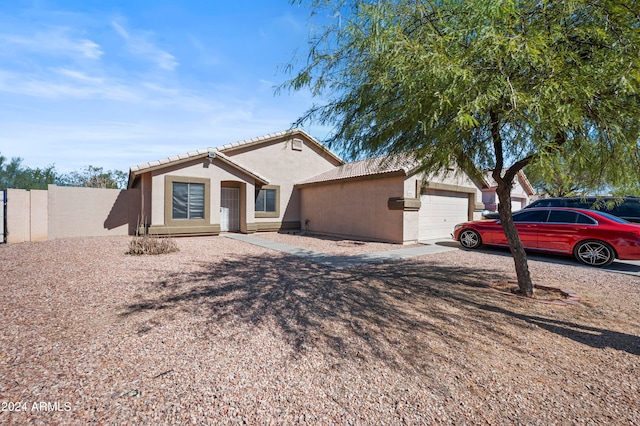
[452,207,640,267]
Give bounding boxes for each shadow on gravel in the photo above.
[120,253,637,371]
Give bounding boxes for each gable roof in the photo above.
[127,129,341,188]
[128,149,269,188]
[218,128,344,165]
[297,155,418,187]
[484,170,535,195]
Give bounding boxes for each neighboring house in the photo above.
[128,129,530,243]
[481,171,535,212]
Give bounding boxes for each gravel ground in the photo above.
[0,234,639,425]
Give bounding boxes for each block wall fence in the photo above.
[2,185,140,244]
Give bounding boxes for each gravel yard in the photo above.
[1,234,639,424]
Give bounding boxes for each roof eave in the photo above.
[218,128,345,165]
[128,151,269,186]
[296,169,407,188]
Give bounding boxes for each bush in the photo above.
[127,235,179,255]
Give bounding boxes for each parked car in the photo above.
[453,207,640,266]
[483,196,640,223]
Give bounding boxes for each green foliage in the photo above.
[285,0,640,295]
[524,153,600,197]
[0,154,59,190]
[0,153,127,190]
[285,0,640,185]
[60,166,127,189]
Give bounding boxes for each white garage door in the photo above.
[511,199,523,211]
[419,190,470,240]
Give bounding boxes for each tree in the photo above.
[0,154,127,190]
[61,166,127,189]
[0,153,59,190]
[284,0,640,296]
[525,150,640,197]
[524,154,601,197]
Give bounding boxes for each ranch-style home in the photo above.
[127,129,533,244]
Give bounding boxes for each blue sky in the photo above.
[0,0,331,174]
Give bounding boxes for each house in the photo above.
[128,129,343,236]
[128,129,528,244]
[480,171,534,212]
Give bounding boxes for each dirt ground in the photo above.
[0,235,638,424]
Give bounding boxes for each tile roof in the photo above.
[129,148,269,186]
[217,128,344,164]
[128,128,343,183]
[297,155,418,186]
[484,170,534,195]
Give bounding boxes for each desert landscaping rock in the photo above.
[1,235,638,424]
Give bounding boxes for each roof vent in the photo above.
[292,138,303,151]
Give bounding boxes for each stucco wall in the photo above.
[409,170,484,203]
[139,172,152,228]
[224,136,342,225]
[48,185,140,239]
[483,174,532,211]
[6,189,29,244]
[5,186,139,243]
[299,176,405,243]
[5,189,47,243]
[148,157,255,228]
[29,190,48,241]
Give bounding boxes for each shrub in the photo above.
[127,235,179,255]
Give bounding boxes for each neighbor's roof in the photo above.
[217,128,344,165]
[297,155,418,187]
[484,170,535,195]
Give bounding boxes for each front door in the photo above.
[220,187,240,232]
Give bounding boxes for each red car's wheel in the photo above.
[459,229,482,249]
[573,240,616,267]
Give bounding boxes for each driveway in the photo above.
[429,239,640,277]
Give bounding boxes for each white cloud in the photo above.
[0,69,140,101]
[0,29,103,59]
[187,35,220,66]
[111,21,178,71]
[54,68,104,84]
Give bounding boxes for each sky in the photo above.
[0,0,332,174]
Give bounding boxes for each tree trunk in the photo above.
[495,181,535,296]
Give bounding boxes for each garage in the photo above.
[418,189,470,240]
[511,198,524,211]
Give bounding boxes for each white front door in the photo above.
[220,187,240,232]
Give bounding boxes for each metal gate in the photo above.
[220,187,240,232]
[1,190,6,243]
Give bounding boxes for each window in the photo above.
[254,185,280,218]
[164,176,210,228]
[548,210,578,224]
[255,188,277,213]
[513,210,549,223]
[576,213,597,224]
[172,182,205,219]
